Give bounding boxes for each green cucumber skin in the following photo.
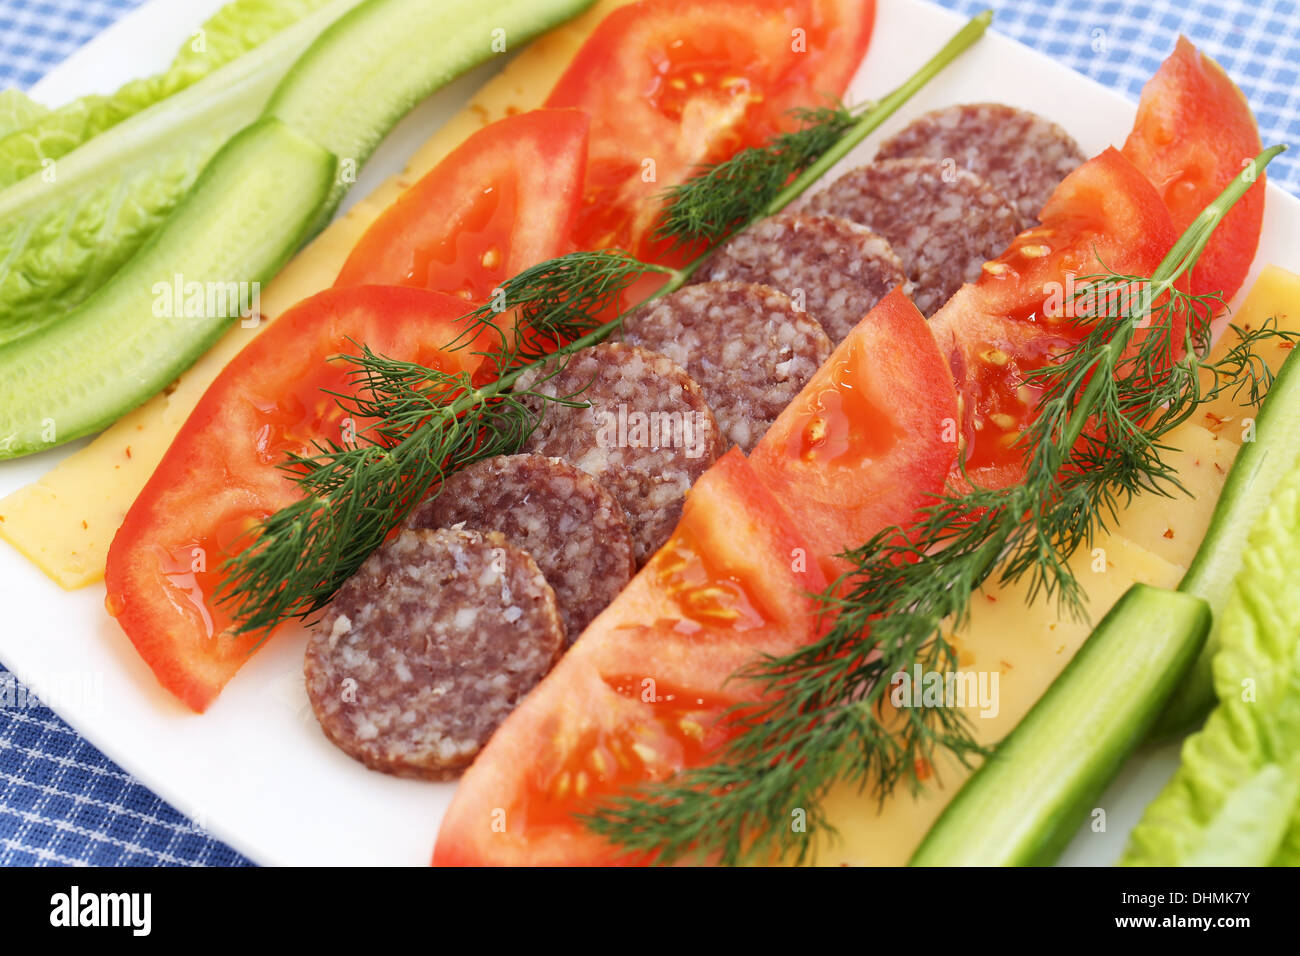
[0,118,336,459]
[1152,350,1300,739]
[264,0,597,210]
[909,585,1211,867]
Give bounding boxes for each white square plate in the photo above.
[2,0,1298,866]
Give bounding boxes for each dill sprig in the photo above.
[458,251,669,373]
[654,105,857,249]
[658,9,996,253]
[216,12,998,636]
[215,253,665,635]
[580,145,1294,866]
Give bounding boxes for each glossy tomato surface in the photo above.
[749,287,959,573]
[335,108,589,300]
[1122,36,1264,303]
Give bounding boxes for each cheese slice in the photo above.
[0,0,634,589]
[1194,263,1300,438]
[810,267,1300,866]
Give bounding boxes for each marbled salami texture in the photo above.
[874,102,1086,224]
[517,342,722,564]
[622,282,832,451]
[800,158,1021,316]
[305,528,564,780]
[408,454,635,642]
[691,212,909,344]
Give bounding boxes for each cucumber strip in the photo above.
[0,0,362,346]
[1152,349,1300,737]
[264,0,595,206]
[909,584,1211,867]
[0,118,336,459]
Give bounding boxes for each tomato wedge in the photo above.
[105,288,481,713]
[434,448,829,865]
[931,147,1179,490]
[545,0,875,256]
[334,109,589,300]
[1122,37,1264,304]
[749,287,958,573]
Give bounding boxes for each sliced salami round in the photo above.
[407,454,635,642]
[621,282,832,452]
[516,342,722,565]
[305,527,564,780]
[874,103,1086,225]
[690,212,909,345]
[799,158,1021,316]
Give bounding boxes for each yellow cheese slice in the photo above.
[0,0,634,589]
[1107,421,1239,570]
[1194,263,1300,439]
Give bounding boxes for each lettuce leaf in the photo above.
[0,0,339,190]
[1184,763,1300,866]
[0,90,48,140]
[1120,468,1300,866]
[0,0,360,346]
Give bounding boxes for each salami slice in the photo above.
[305,527,564,780]
[407,454,635,641]
[516,342,722,564]
[874,103,1086,224]
[799,159,1021,316]
[690,212,909,345]
[621,282,832,451]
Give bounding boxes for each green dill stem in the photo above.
[762,9,993,222]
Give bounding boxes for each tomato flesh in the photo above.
[932,148,1180,490]
[334,108,589,300]
[105,288,481,712]
[1122,37,1264,303]
[749,287,959,573]
[545,0,875,256]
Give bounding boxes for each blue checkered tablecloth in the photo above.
[1,0,1298,868]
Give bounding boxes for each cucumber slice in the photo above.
[909,584,1210,867]
[0,118,336,459]
[264,0,596,206]
[1153,350,1300,737]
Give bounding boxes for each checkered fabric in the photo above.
[0,0,143,88]
[0,0,1297,868]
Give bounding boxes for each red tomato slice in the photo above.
[105,288,481,713]
[433,448,830,866]
[1122,37,1264,303]
[749,287,959,574]
[334,109,589,301]
[545,0,875,256]
[932,147,1179,490]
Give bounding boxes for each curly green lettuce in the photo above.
[0,90,48,140]
[1121,468,1300,866]
[0,0,340,189]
